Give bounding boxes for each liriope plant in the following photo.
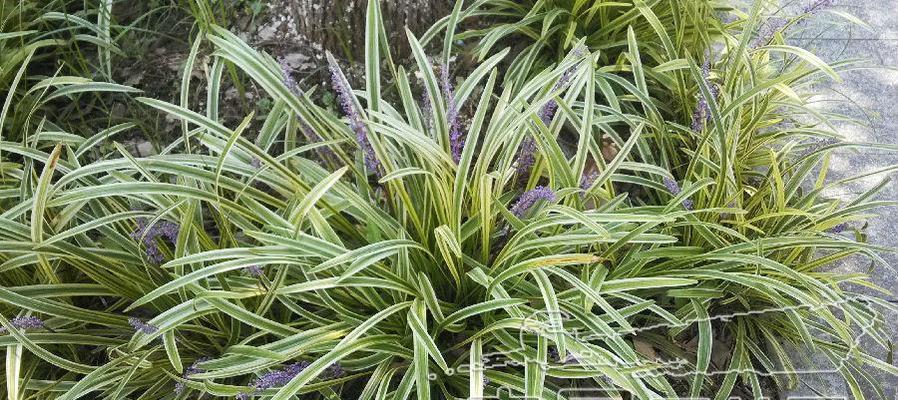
[452,0,720,102]
[1,1,896,400]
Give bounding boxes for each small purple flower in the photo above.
[663,177,693,210]
[279,57,300,96]
[174,379,187,394]
[538,101,559,127]
[0,316,44,332]
[580,171,599,191]
[691,58,718,132]
[175,357,208,394]
[482,375,490,385]
[254,362,310,391]
[13,316,43,329]
[510,186,556,217]
[186,358,208,374]
[538,62,579,126]
[515,137,537,177]
[158,221,178,241]
[324,363,344,379]
[327,54,380,174]
[145,246,162,264]
[441,63,464,162]
[690,98,709,132]
[517,136,536,178]
[250,157,262,169]
[518,51,584,179]
[663,177,682,195]
[131,218,180,264]
[245,265,264,277]
[128,317,158,334]
[828,222,849,233]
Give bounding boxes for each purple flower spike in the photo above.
[1,316,44,332]
[236,362,312,398]
[580,171,599,191]
[538,63,578,126]
[690,97,709,132]
[157,221,179,243]
[128,317,158,334]
[518,55,582,179]
[538,101,559,127]
[12,316,44,329]
[252,361,310,391]
[663,177,682,195]
[325,363,345,378]
[245,265,264,277]
[175,357,208,394]
[441,63,464,163]
[828,222,849,233]
[147,246,164,264]
[691,58,718,132]
[129,218,147,240]
[327,54,380,174]
[664,177,694,210]
[515,137,537,177]
[510,186,556,217]
[131,218,179,264]
[517,52,584,178]
[279,57,300,96]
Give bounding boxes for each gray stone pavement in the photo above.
[782,0,898,397]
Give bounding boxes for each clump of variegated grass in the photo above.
[1,1,897,399]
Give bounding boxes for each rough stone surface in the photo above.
[783,0,898,397]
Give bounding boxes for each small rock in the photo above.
[135,141,153,157]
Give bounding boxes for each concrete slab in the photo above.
[783,0,898,397]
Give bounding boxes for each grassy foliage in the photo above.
[1,0,896,399]
[1,0,136,141]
